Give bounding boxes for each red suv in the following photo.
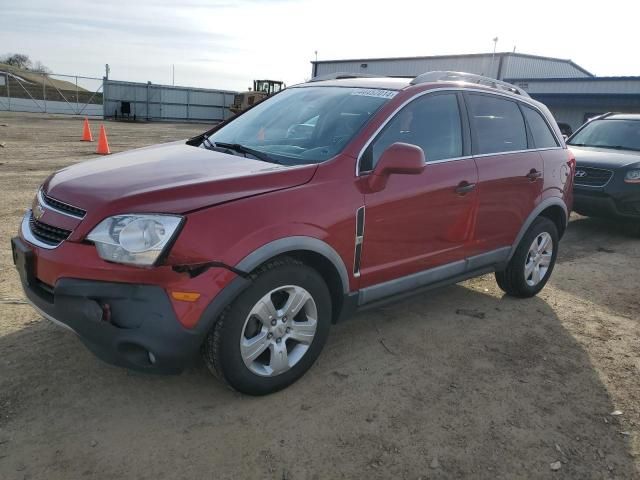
[12,71,574,395]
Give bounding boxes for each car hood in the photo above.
[569,146,640,169]
[44,141,317,217]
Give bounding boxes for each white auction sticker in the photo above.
[350,89,397,99]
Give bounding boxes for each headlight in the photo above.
[624,169,640,183]
[87,214,183,266]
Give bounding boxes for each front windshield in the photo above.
[568,119,640,151]
[205,86,396,165]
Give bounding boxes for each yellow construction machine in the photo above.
[230,79,285,114]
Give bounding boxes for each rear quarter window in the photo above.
[522,106,559,149]
[467,94,527,155]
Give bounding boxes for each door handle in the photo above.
[455,181,476,195]
[526,169,542,181]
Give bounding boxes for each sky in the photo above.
[1,0,639,91]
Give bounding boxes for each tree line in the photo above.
[0,53,51,73]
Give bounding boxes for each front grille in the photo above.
[29,213,72,246]
[41,190,86,218]
[574,166,613,187]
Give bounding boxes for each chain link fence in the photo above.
[0,67,103,116]
[0,66,236,123]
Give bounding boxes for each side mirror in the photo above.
[367,142,426,192]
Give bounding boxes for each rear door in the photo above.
[358,92,479,287]
[464,93,544,255]
[520,104,567,203]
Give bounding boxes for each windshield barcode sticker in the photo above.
[350,89,397,99]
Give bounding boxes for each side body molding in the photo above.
[235,236,350,294]
[508,197,568,261]
[358,246,511,306]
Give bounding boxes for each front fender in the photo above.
[236,236,350,294]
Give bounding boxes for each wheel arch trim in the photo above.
[235,236,350,294]
[508,197,568,261]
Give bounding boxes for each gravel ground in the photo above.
[0,112,638,479]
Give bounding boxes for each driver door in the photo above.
[358,92,479,288]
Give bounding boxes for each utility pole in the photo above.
[491,37,498,78]
[172,64,175,86]
[313,51,319,78]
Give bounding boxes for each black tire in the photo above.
[202,257,332,395]
[622,220,640,237]
[495,216,559,298]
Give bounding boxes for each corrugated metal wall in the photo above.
[501,56,590,79]
[103,80,236,123]
[537,95,640,131]
[508,77,640,131]
[313,53,591,80]
[546,106,594,131]
[314,55,500,78]
[513,78,640,95]
[311,53,640,134]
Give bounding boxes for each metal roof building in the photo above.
[311,52,640,133]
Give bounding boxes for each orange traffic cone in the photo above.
[96,125,111,155]
[81,117,93,142]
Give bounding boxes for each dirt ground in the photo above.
[0,111,638,480]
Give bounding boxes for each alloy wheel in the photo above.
[240,285,318,377]
[524,232,553,287]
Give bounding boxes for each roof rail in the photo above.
[308,72,381,82]
[410,71,530,97]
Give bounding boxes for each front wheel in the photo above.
[495,216,559,298]
[203,257,332,395]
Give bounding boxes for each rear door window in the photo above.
[467,94,527,154]
[522,106,559,148]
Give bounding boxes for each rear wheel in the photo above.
[495,217,559,298]
[622,219,640,237]
[203,257,331,395]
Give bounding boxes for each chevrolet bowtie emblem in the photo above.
[33,204,45,221]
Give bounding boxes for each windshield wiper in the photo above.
[212,142,281,164]
[596,145,640,151]
[568,143,639,151]
[202,133,215,149]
